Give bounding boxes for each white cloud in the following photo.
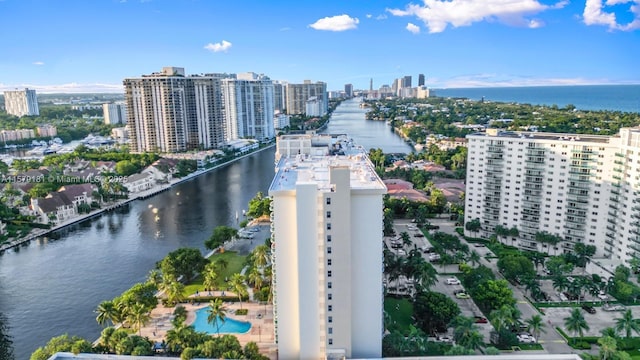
[32,61,45,66]
[387,0,566,33]
[376,14,388,20]
[366,14,373,18]
[583,0,640,31]
[309,14,359,31]
[0,83,124,94]
[406,23,421,33]
[204,40,232,53]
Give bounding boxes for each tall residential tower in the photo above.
[4,88,39,117]
[269,134,386,360]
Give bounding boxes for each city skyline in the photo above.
[0,0,639,93]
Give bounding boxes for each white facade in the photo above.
[305,96,323,117]
[274,113,290,130]
[222,73,275,142]
[465,127,640,263]
[103,103,128,125]
[285,81,328,116]
[269,134,385,360]
[4,88,39,116]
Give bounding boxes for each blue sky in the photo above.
[0,0,639,93]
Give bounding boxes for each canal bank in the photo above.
[0,144,275,254]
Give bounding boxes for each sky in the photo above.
[0,0,639,93]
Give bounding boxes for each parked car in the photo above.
[422,246,435,253]
[517,334,536,343]
[603,304,626,312]
[582,305,597,314]
[436,335,453,343]
[446,278,461,285]
[455,291,470,299]
[426,224,440,230]
[474,316,488,324]
[473,243,485,248]
[597,291,609,300]
[414,233,425,237]
[429,254,441,262]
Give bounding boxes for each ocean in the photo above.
[434,85,640,113]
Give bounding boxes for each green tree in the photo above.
[206,226,238,250]
[229,273,248,309]
[252,244,270,269]
[599,336,618,360]
[465,218,481,237]
[159,248,207,283]
[564,307,590,343]
[473,279,515,313]
[247,191,272,218]
[202,262,218,291]
[95,300,121,327]
[30,334,94,360]
[614,309,640,339]
[525,314,546,343]
[450,315,484,351]
[497,254,535,283]
[126,303,151,335]
[413,291,460,334]
[207,298,228,336]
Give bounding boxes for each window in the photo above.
[328,293,332,300]
[328,305,333,312]
[327,247,332,254]
[328,270,332,277]
[327,223,331,230]
[328,282,332,289]
[326,211,331,219]
[329,339,333,345]
[328,259,332,266]
[328,327,333,334]
[326,198,331,205]
[328,316,333,323]
[327,235,332,242]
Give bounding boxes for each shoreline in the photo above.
[0,143,275,254]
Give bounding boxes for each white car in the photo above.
[598,291,609,300]
[517,334,536,343]
[446,278,461,285]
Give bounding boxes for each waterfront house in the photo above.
[31,193,76,224]
[124,172,154,193]
[144,158,179,183]
[57,183,98,207]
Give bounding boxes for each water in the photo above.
[192,308,251,334]
[322,98,413,154]
[435,85,640,113]
[0,99,411,359]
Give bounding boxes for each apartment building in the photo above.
[103,103,128,125]
[465,127,640,263]
[269,134,386,360]
[221,72,275,142]
[4,88,39,117]
[123,67,226,153]
[285,81,327,116]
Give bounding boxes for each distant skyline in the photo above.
[0,0,639,93]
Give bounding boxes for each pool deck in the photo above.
[138,291,277,359]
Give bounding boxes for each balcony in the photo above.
[615,152,625,158]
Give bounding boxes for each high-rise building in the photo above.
[273,81,288,113]
[402,75,412,88]
[285,81,327,115]
[269,134,386,360]
[464,127,640,264]
[4,88,39,117]
[344,84,353,98]
[103,103,128,125]
[123,67,226,153]
[222,72,275,142]
[418,74,425,87]
[369,78,373,92]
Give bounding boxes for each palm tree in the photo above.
[450,316,484,351]
[252,244,270,269]
[614,309,640,339]
[215,258,229,272]
[490,305,521,333]
[598,336,618,360]
[525,314,546,343]
[552,275,570,295]
[207,298,228,336]
[564,307,590,344]
[95,300,121,327]
[229,273,247,309]
[202,262,218,291]
[248,267,264,290]
[146,269,162,287]
[601,327,618,339]
[127,303,151,335]
[467,250,481,267]
[163,280,185,306]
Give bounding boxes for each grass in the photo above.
[384,296,414,334]
[183,251,247,296]
[517,343,544,351]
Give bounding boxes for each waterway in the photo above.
[0,97,410,359]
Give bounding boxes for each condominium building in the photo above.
[103,103,128,125]
[269,134,386,360]
[4,88,39,117]
[465,127,640,263]
[123,67,226,153]
[221,72,275,142]
[273,80,288,113]
[344,84,353,98]
[285,81,327,116]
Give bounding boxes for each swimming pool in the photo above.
[192,306,252,334]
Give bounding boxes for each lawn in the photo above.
[384,296,414,335]
[183,251,246,296]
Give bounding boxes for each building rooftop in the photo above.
[270,137,386,193]
[469,129,613,144]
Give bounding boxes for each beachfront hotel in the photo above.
[3,88,40,117]
[464,127,640,264]
[269,134,386,360]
